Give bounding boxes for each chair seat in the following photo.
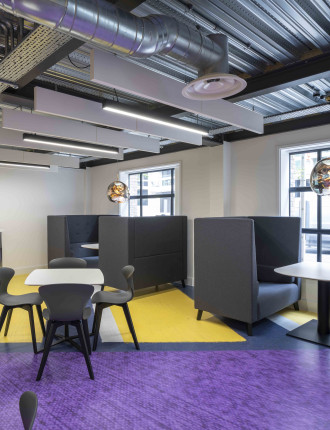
[0,292,42,307]
[92,289,132,305]
[257,282,299,320]
[42,306,92,321]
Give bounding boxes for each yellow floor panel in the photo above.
[111,285,246,343]
[278,308,317,325]
[0,274,45,343]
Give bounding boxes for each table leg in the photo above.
[318,281,330,335]
[286,280,330,347]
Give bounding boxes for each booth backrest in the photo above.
[249,216,301,284]
[67,215,99,258]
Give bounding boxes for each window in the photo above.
[128,168,175,216]
[289,148,330,262]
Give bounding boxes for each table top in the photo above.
[275,262,330,282]
[25,268,104,286]
[81,243,99,250]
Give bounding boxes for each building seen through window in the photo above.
[128,168,175,217]
[289,148,330,262]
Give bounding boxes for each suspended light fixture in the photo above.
[0,161,50,170]
[310,158,330,196]
[23,134,119,156]
[107,178,130,203]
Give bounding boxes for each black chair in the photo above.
[20,391,38,430]
[36,283,94,381]
[0,267,45,353]
[49,257,87,268]
[92,265,139,351]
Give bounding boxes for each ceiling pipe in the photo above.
[0,0,225,77]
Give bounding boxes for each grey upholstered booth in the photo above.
[47,215,111,268]
[99,216,187,290]
[194,216,301,335]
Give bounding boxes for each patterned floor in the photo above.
[0,275,329,429]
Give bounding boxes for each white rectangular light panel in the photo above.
[90,50,264,134]
[34,87,202,146]
[2,109,160,155]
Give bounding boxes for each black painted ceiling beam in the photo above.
[16,38,84,89]
[227,53,330,103]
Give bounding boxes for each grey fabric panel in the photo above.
[99,216,129,290]
[134,216,183,257]
[194,218,259,323]
[67,215,99,245]
[47,216,69,261]
[83,256,99,268]
[249,216,301,284]
[133,253,183,289]
[99,216,187,290]
[182,217,187,280]
[257,282,300,319]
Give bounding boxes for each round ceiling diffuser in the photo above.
[182,73,247,100]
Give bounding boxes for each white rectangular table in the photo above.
[25,268,104,286]
[275,262,330,347]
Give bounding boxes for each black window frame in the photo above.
[128,168,175,217]
[289,147,330,262]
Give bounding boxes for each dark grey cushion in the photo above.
[83,256,99,268]
[257,282,300,320]
[257,264,294,284]
[67,215,99,244]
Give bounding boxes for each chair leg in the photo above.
[75,321,94,380]
[247,323,253,336]
[197,309,203,320]
[36,322,57,381]
[293,301,299,311]
[122,303,140,351]
[4,308,13,336]
[27,306,38,354]
[101,284,105,292]
[64,324,69,338]
[181,279,186,288]
[0,306,9,333]
[92,305,103,352]
[82,319,91,355]
[36,305,46,337]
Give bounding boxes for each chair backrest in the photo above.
[20,391,38,430]
[122,265,135,298]
[48,257,87,269]
[0,267,15,295]
[39,284,94,321]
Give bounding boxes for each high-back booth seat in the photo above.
[48,215,110,268]
[194,216,301,335]
[99,216,187,290]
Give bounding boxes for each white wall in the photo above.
[227,123,330,312]
[0,166,85,273]
[87,145,224,284]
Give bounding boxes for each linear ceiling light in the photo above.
[23,134,119,155]
[102,103,209,136]
[0,161,50,170]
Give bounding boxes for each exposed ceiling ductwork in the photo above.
[0,0,246,100]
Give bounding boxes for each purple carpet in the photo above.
[0,350,329,430]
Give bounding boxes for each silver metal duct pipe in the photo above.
[0,0,226,75]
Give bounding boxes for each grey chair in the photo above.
[194,217,301,335]
[49,257,87,268]
[19,391,38,430]
[0,267,45,353]
[36,283,94,381]
[92,265,139,351]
